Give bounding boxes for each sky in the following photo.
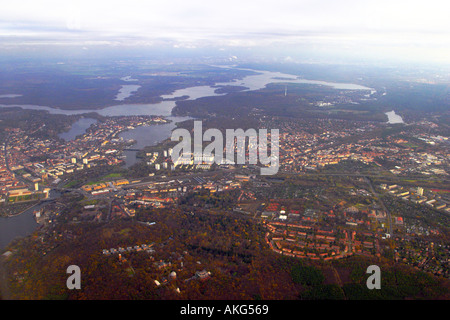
[1,0,449,64]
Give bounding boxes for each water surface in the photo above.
[115,85,141,101]
[119,116,191,167]
[0,205,39,250]
[385,110,404,124]
[58,117,97,141]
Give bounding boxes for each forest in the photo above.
[1,202,449,300]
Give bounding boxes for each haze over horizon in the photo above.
[1,0,449,65]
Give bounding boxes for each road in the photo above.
[365,176,393,237]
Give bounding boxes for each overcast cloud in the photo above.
[1,0,449,63]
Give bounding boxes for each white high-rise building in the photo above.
[417,187,424,196]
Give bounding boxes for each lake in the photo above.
[58,117,98,141]
[216,67,374,91]
[385,110,404,124]
[0,191,60,250]
[115,84,141,101]
[0,94,23,99]
[119,116,192,167]
[0,207,39,250]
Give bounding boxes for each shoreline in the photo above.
[0,201,41,219]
